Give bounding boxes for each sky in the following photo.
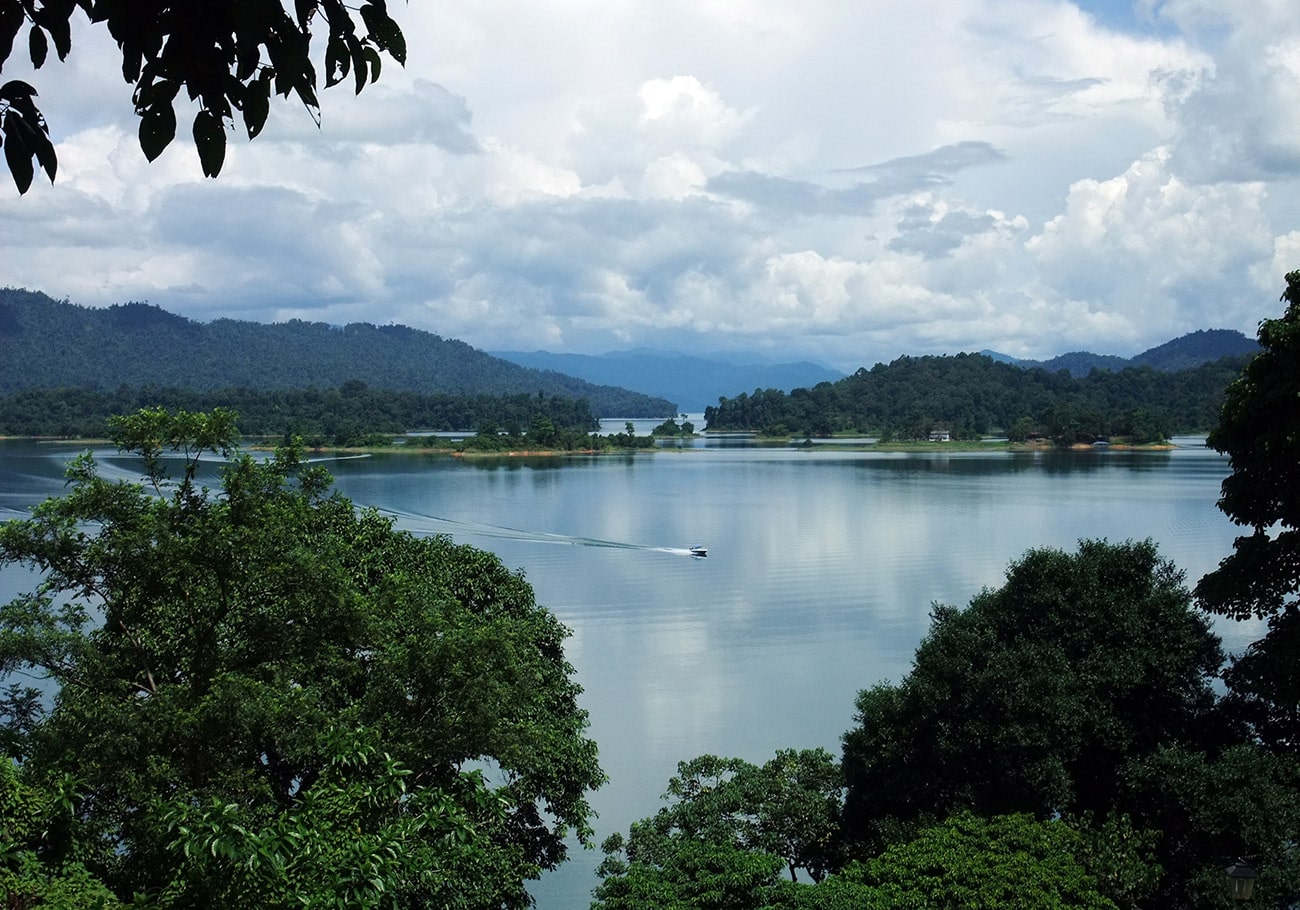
[3,0,1300,372]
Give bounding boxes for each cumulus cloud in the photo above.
[2,0,1299,371]
[1156,0,1300,182]
[1026,147,1274,329]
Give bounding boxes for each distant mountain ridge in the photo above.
[491,348,846,412]
[990,329,1258,377]
[0,289,675,417]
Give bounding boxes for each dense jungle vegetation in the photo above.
[704,351,1250,443]
[0,382,608,444]
[0,289,676,418]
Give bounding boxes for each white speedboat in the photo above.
[689,545,708,558]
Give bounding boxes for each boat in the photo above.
[689,545,708,558]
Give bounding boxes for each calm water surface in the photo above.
[0,438,1252,907]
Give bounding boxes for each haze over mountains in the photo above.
[491,349,845,413]
[0,289,1259,418]
[500,330,1258,412]
[984,329,1259,377]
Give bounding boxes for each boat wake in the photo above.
[378,506,705,557]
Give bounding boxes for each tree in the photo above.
[593,834,787,910]
[0,408,604,906]
[1121,744,1300,908]
[0,0,406,192]
[842,540,1224,849]
[1196,271,1300,750]
[1007,415,1035,442]
[592,750,845,909]
[834,813,1124,910]
[746,749,842,884]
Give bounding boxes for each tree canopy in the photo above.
[594,765,1143,910]
[1196,271,1300,751]
[0,408,604,907]
[703,351,1248,442]
[842,540,1224,846]
[0,0,405,192]
[592,750,844,910]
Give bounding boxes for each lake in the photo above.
[0,435,1254,907]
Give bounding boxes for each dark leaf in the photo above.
[0,79,38,101]
[360,5,405,66]
[122,45,141,83]
[44,12,70,60]
[138,102,177,162]
[294,67,320,121]
[294,0,315,30]
[133,78,180,113]
[28,24,47,68]
[3,125,35,194]
[30,126,56,182]
[0,80,56,189]
[324,32,348,88]
[235,41,260,82]
[347,33,365,95]
[362,46,382,85]
[243,77,270,139]
[0,2,23,69]
[192,109,226,178]
[222,75,244,113]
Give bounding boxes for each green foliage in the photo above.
[1007,415,1036,442]
[156,732,512,909]
[0,409,604,907]
[594,834,787,910]
[703,351,1247,440]
[0,383,607,441]
[1121,744,1300,908]
[843,540,1223,846]
[595,774,1142,910]
[839,813,1122,910]
[1,760,122,909]
[1196,271,1300,750]
[0,0,405,191]
[0,290,677,418]
[592,750,844,909]
[650,418,696,437]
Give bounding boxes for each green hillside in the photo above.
[0,289,675,417]
[704,351,1250,442]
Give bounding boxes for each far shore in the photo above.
[2,435,1188,456]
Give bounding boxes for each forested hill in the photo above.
[704,351,1250,442]
[0,289,675,417]
[1012,328,1258,376]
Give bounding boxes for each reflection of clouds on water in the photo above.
[640,616,729,747]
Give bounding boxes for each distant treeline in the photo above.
[704,352,1251,443]
[0,383,602,444]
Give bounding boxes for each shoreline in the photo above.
[1,435,1187,457]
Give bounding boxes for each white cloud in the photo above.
[3,0,1299,371]
[1156,0,1300,182]
[1026,148,1274,329]
[637,75,752,150]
